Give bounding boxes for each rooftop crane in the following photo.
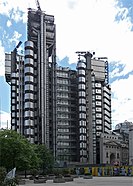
[13,41,22,53]
[35,0,41,11]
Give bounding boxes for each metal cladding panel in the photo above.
[5,66,11,75]
[45,15,54,22]
[25,41,34,48]
[91,59,105,67]
[46,25,55,31]
[25,49,34,56]
[94,72,105,80]
[92,65,105,73]
[25,58,34,66]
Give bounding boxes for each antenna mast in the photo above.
[35,0,41,11]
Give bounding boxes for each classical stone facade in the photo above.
[100,133,128,165]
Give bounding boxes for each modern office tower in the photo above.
[56,67,79,163]
[5,8,56,146]
[25,8,56,146]
[5,7,112,164]
[5,51,24,134]
[76,52,111,164]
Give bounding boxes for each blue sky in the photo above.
[0,0,133,129]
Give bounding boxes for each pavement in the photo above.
[21,176,133,186]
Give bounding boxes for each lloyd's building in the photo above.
[5,6,111,165]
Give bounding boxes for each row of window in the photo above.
[57,114,69,118]
[25,49,34,56]
[79,127,86,133]
[104,98,110,106]
[25,93,34,100]
[78,69,85,75]
[24,102,34,108]
[57,79,68,84]
[57,92,68,97]
[79,105,86,112]
[56,72,68,78]
[79,98,86,104]
[57,121,69,125]
[25,58,34,65]
[80,142,87,148]
[77,61,86,69]
[78,84,85,90]
[25,75,34,82]
[78,76,85,82]
[79,91,86,97]
[57,135,69,139]
[57,142,69,146]
[24,128,34,135]
[57,85,68,91]
[80,135,86,141]
[57,100,68,104]
[80,149,87,156]
[57,107,68,111]
[24,110,34,117]
[58,128,69,132]
[79,113,86,119]
[79,120,86,126]
[106,152,119,158]
[25,66,34,74]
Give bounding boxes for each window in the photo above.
[58,128,69,132]
[79,113,86,119]
[79,91,85,97]
[78,84,85,90]
[79,106,86,112]
[96,89,101,94]
[78,69,85,75]
[106,152,108,158]
[95,83,101,87]
[96,95,101,100]
[79,120,86,126]
[79,98,86,104]
[96,101,101,106]
[79,77,85,82]
[96,113,102,118]
[96,107,101,112]
[25,75,34,82]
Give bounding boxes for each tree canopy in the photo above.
[0,129,39,171]
[0,129,54,175]
[35,144,54,174]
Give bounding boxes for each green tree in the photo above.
[35,144,54,174]
[0,129,39,172]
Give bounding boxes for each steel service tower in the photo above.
[5,2,56,149]
[25,6,56,146]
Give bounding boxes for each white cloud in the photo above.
[0,0,29,23]
[0,110,11,129]
[111,74,133,127]
[9,31,22,47]
[7,20,12,27]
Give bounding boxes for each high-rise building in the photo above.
[56,67,79,163]
[5,8,56,148]
[76,52,111,164]
[5,8,111,164]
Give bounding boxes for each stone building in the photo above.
[100,133,128,165]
